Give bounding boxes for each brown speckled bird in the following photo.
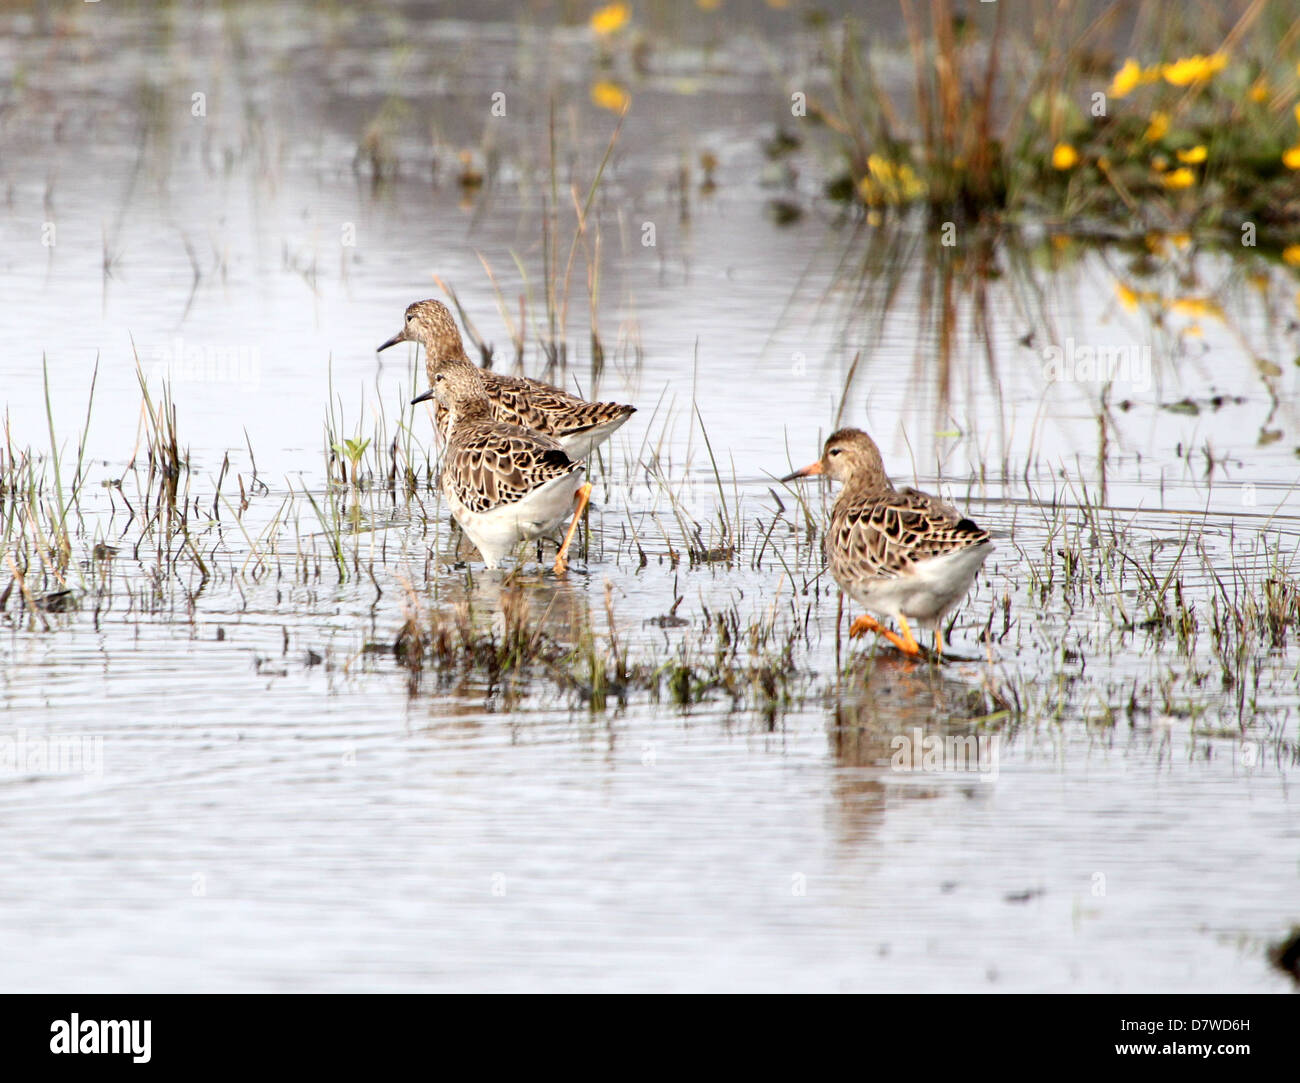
[429,365,590,573]
[380,298,635,460]
[782,428,993,657]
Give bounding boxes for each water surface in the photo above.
[0,1,1296,992]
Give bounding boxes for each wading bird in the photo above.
[423,365,591,574]
[782,428,992,657]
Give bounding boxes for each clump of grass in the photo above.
[530,100,627,379]
[814,2,1008,219]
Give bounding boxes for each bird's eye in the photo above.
[406,312,415,322]
[828,448,842,457]
[434,372,445,383]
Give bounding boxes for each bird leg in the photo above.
[895,615,922,656]
[554,483,592,574]
[935,627,945,657]
[848,613,922,657]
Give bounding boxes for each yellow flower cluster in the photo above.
[858,154,927,205]
[1154,143,1206,190]
[1110,53,1228,98]
[1107,53,1300,173]
[1160,53,1228,86]
[1107,54,1246,186]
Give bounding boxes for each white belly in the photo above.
[847,541,993,628]
[443,470,585,569]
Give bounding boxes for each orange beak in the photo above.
[780,460,823,483]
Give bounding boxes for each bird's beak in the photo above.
[411,387,436,405]
[378,327,408,352]
[780,460,824,483]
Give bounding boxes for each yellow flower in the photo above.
[1283,245,1300,267]
[1144,111,1169,142]
[1162,167,1196,189]
[1169,232,1191,248]
[1051,143,1079,170]
[1176,145,1207,163]
[591,81,630,112]
[1110,58,1143,98]
[859,154,927,204]
[1116,282,1139,311]
[1161,53,1228,87]
[1248,78,1270,103]
[1294,103,1300,126]
[1283,145,1300,170]
[589,2,631,35]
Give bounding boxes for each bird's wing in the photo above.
[444,421,582,513]
[483,372,635,437]
[829,488,989,583]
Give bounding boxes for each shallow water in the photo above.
[0,1,1296,992]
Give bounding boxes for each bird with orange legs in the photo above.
[423,365,590,574]
[782,428,993,658]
